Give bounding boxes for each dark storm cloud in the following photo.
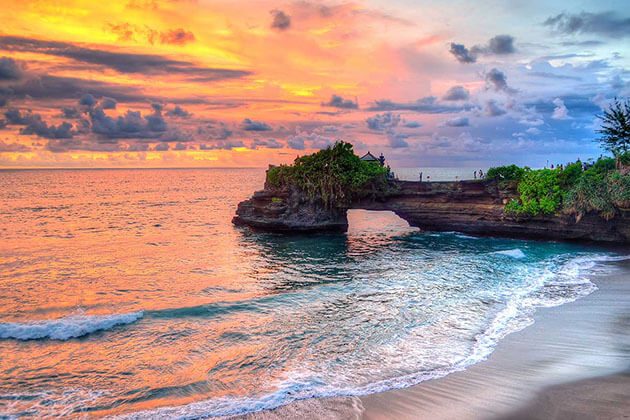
[486,35,516,54]
[322,94,358,109]
[4,108,75,139]
[100,97,117,109]
[6,74,207,105]
[449,35,516,64]
[449,43,476,63]
[79,93,97,107]
[241,118,272,131]
[442,86,470,101]
[0,36,251,79]
[544,12,630,38]
[367,96,465,113]
[0,57,23,80]
[88,106,167,139]
[271,10,291,30]
[61,107,81,118]
[485,68,514,92]
[166,105,192,118]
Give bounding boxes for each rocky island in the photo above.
[233,142,630,243]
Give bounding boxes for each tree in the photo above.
[597,98,630,159]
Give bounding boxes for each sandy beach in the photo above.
[242,258,630,420]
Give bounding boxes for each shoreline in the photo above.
[238,258,630,420]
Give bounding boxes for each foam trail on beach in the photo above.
[112,252,614,419]
[0,311,144,341]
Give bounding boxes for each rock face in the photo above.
[233,179,630,243]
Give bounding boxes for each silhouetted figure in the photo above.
[479,169,484,179]
[474,170,477,179]
[419,171,423,182]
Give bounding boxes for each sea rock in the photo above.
[233,179,630,243]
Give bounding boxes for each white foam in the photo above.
[113,252,619,419]
[493,249,526,259]
[0,311,143,341]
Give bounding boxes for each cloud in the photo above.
[449,35,516,64]
[252,138,283,149]
[241,118,272,131]
[443,116,470,127]
[287,135,305,150]
[485,35,516,54]
[0,36,250,80]
[404,121,422,128]
[544,12,630,38]
[368,96,465,113]
[4,108,75,139]
[79,93,97,107]
[271,10,291,31]
[442,86,470,101]
[483,100,507,117]
[551,98,569,119]
[485,68,515,93]
[387,131,409,148]
[165,105,192,118]
[322,94,358,109]
[101,97,117,109]
[449,43,476,63]
[155,143,169,151]
[0,140,31,152]
[367,112,400,131]
[200,139,245,150]
[61,107,81,118]
[0,57,23,80]
[89,106,167,139]
[159,28,196,45]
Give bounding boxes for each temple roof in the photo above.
[360,152,379,161]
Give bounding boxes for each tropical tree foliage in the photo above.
[266,141,389,208]
[597,98,630,157]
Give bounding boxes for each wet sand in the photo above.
[242,259,630,420]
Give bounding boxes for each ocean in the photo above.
[0,168,626,418]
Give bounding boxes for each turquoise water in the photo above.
[0,169,626,418]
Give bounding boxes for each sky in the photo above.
[0,0,629,168]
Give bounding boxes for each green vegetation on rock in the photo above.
[496,154,629,219]
[486,164,526,182]
[266,141,389,208]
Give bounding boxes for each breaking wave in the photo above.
[0,311,144,341]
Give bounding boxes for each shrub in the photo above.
[505,169,562,216]
[486,164,526,181]
[557,162,583,189]
[265,141,388,208]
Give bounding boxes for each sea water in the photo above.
[0,168,626,418]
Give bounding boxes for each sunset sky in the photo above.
[0,0,629,168]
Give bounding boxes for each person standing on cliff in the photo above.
[479,169,484,179]
[474,170,477,179]
[419,171,423,182]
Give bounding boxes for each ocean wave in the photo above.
[0,311,144,341]
[493,249,526,259]
[112,252,621,419]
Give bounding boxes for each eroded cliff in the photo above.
[233,179,630,243]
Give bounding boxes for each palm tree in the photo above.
[597,98,630,168]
